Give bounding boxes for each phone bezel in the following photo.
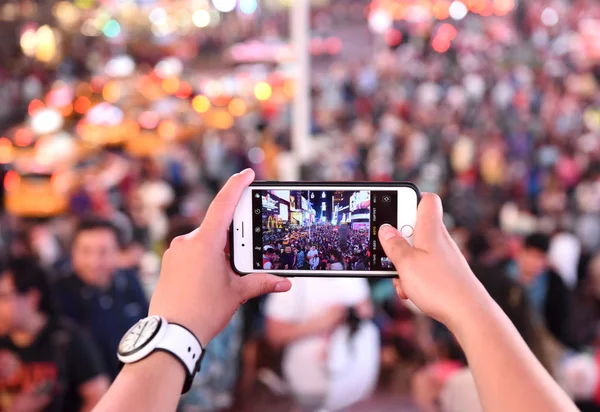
[230,181,421,278]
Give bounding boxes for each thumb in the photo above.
[236,274,292,302]
[414,193,446,243]
[378,224,412,268]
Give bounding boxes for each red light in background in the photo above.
[432,36,451,53]
[325,37,343,55]
[4,170,20,192]
[175,81,193,99]
[384,29,403,47]
[91,76,105,93]
[14,129,33,147]
[438,23,458,41]
[28,99,44,116]
[74,96,91,114]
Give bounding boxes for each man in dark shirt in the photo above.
[0,259,108,412]
[280,245,296,270]
[54,217,149,379]
[504,233,573,348]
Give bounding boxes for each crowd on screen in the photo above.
[2,0,600,411]
[261,223,370,271]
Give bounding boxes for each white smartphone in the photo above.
[230,182,420,277]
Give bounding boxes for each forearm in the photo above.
[452,297,577,412]
[93,352,184,412]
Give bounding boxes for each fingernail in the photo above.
[274,281,289,292]
[379,224,400,241]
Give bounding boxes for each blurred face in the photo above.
[72,229,119,287]
[517,248,548,282]
[285,246,292,254]
[0,273,36,334]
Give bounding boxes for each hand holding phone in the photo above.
[230,182,420,277]
[377,193,489,328]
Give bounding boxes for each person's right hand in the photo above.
[378,193,491,329]
[310,305,347,334]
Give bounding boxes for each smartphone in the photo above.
[230,182,420,277]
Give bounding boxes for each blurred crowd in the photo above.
[2,0,600,411]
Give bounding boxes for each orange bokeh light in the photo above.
[74,96,91,114]
[480,0,494,16]
[61,103,73,117]
[283,79,296,98]
[493,0,514,15]
[162,77,180,95]
[228,98,247,117]
[102,82,120,103]
[0,137,14,164]
[192,95,211,113]
[432,0,450,20]
[157,120,177,139]
[468,0,486,14]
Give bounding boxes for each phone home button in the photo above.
[400,225,414,238]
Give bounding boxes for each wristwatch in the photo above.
[117,315,205,393]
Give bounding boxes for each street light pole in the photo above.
[290,0,310,179]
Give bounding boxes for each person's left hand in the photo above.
[149,169,292,345]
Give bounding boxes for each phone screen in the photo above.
[251,189,398,272]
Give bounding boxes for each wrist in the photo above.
[445,292,500,341]
[122,351,185,385]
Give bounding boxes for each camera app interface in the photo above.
[252,190,398,272]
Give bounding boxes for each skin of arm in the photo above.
[93,353,183,412]
[377,193,578,412]
[450,295,577,412]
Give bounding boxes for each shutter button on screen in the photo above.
[400,225,414,237]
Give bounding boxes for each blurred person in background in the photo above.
[0,259,108,412]
[265,277,378,411]
[504,232,573,347]
[54,217,148,380]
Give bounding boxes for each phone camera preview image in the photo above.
[253,189,396,272]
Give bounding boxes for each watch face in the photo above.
[118,316,162,356]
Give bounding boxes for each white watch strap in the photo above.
[156,323,202,375]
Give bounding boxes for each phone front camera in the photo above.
[242,244,245,247]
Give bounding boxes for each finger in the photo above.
[414,193,446,245]
[392,278,408,300]
[236,274,292,302]
[200,169,255,247]
[378,224,412,267]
